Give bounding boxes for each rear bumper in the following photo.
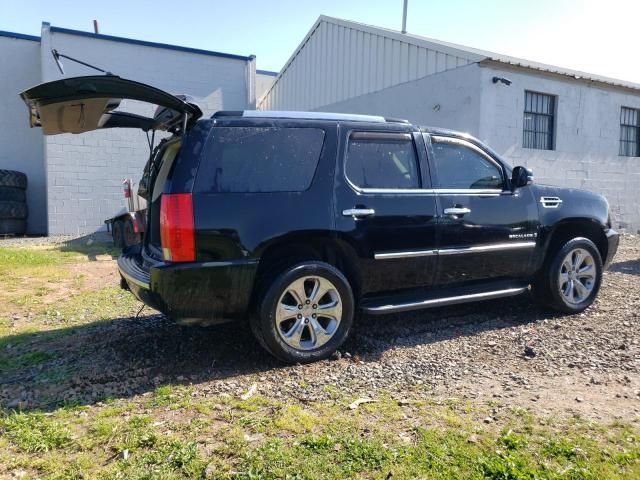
[604,228,619,269]
[118,247,258,322]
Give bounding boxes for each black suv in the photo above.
[22,75,619,363]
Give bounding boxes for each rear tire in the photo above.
[252,261,354,363]
[123,218,139,247]
[112,220,124,248]
[532,237,603,313]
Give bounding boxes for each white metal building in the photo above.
[1,24,276,235]
[259,16,640,231]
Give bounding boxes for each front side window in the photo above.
[194,127,325,193]
[346,132,420,189]
[620,107,640,157]
[431,139,503,190]
[523,91,555,150]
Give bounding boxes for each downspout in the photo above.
[40,22,52,235]
[246,55,256,109]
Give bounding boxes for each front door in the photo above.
[335,128,438,296]
[426,135,539,287]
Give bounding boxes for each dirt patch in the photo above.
[69,259,119,291]
[1,237,639,423]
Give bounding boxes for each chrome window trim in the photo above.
[342,131,507,196]
[375,241,536,260]
[347,185,503,196]
[344,130,422,192]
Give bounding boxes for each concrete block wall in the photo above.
[41,25,255,235]
[313,64,484,137]
[0,33,47,234]
[478,64,640,231]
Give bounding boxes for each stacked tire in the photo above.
[0,170,28,235]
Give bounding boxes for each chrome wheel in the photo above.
[275,276,342,351]
[558,248,596,305]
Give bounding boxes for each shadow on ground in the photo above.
[0,291,555,411]
[58,232,120,261]
[609,259,640,276]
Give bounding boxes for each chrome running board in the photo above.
[362,286,529,315]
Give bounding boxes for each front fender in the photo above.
[532,185,611,271]
[533,184,609,228]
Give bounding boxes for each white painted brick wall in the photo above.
[478,65,640,232]
[0,35,46,233]
[42,27,254,235]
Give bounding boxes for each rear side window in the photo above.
[346,132,420,189]
[195,127,325,193]
[431,140,503,190]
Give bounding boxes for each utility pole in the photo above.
[401,0,408,33]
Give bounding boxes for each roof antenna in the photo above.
[401,0,408,34]
[93,19,99,34]
[50,49,113,75]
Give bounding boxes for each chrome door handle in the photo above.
[444,207,471,216]
[342,208,375,218]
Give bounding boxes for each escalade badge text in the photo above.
[509,233,538,239]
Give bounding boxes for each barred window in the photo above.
[523,91,555,150]
[620,107,640,157]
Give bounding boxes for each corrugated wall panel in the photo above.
[258,18,482,110]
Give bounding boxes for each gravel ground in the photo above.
[0,231,112,248]
[2,235,639,420]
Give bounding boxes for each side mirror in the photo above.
[511,166,533,189]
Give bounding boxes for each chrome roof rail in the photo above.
[212,110,410,124]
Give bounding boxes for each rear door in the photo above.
[335,127,438,296]
[20,75,201,135]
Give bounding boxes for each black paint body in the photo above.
[119,116,619,322]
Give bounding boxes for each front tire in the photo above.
[533,237,603,313]
[253,261,354,363]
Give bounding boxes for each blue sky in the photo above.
[3,0,639,83]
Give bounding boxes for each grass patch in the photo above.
[0,394,638,479]
[44,286,140,324]
[0,411,72,453]
[0,248,63,270]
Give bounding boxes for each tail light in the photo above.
[160,193,195,262]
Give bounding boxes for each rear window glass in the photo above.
[194,127,325,193]
[345,132,420,189]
